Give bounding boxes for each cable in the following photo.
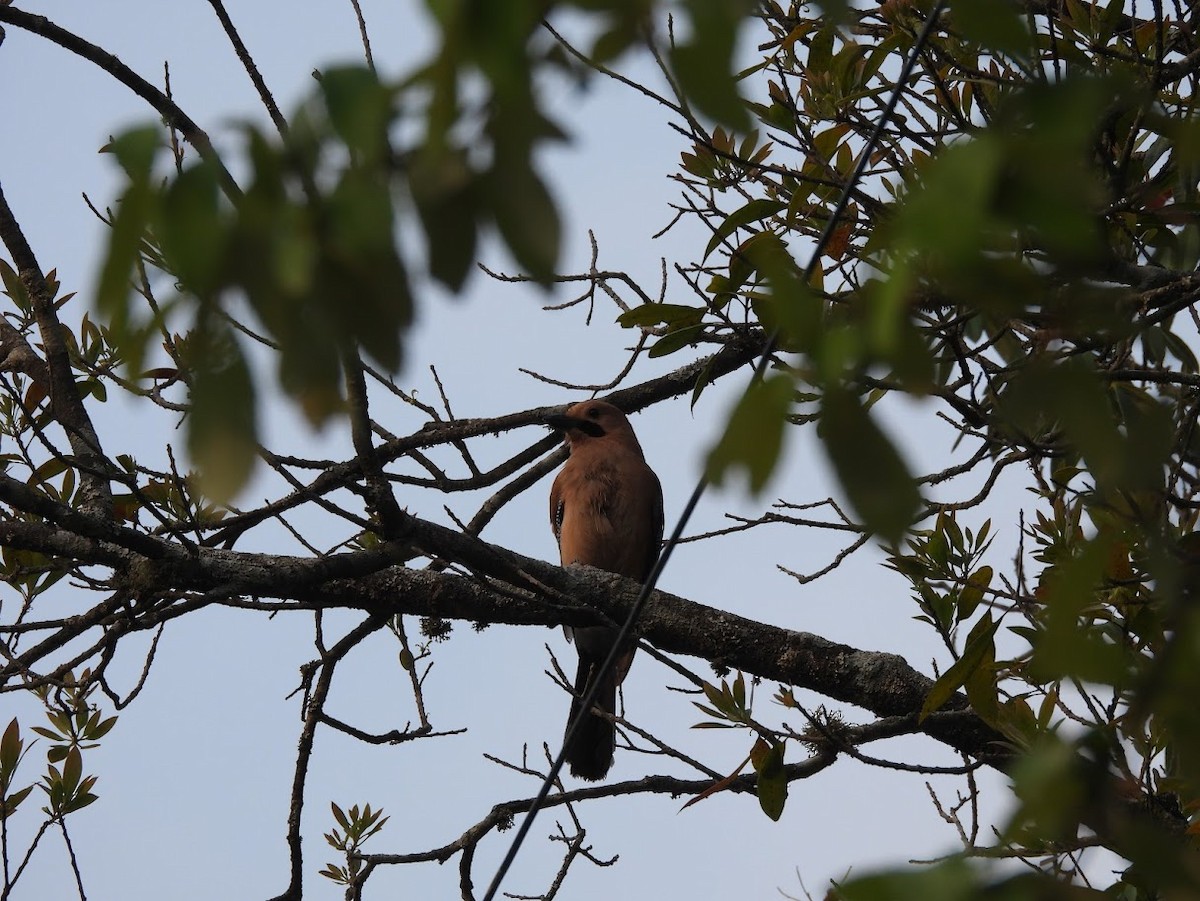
[481,5,948,898]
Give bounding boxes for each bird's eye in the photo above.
[587,407,600,418]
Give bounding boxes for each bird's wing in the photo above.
[549,471,566,547]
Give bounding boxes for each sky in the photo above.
[0,3,1033,899]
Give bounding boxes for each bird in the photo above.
[547,399,663,781]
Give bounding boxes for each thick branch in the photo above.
[0,502,1005,766]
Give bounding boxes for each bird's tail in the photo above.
[563,655,617,781]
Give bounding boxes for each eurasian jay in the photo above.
[547,400,663,781]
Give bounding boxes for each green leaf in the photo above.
[320,864,349,884]
[749,737,787,821]
[704,199,787,261]
[61,746,82,794]
[89,716,118,740]
[1096,0,1127,43]
[690,356,717,410]
[32,456,69,484]
[964,646,1001,728]
[617,304,705,330]
[1,785,32,817]
[65,791,98,813]
[702,681,732,717]
[818,389,919,543]
[0,259,30,310]
[732,672,746,711]
[921,613,999,721]
[0,719,20,777]
[706,373,794,493]
[648,324,704,358]
[957,565,993,622]
[332,802,350,830]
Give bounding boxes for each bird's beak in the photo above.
[546,413,605,438]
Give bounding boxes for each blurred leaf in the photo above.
[1006,735,1087,844]
[837,858,976,901]
[669,0,751,130]
[411,149,479,291]
[751,288,822,355]
[740,232,821,352]
[887,135,1003,269]
[952,0,1031,57]
[185,323,258,502]
[486,156,560,283]
[1001,357,1132,491]
[318,66,394,164]
[96,127,162,347]
[1030,535,1132,686]
[103,125,161,181]
[818,388,919,543]
[814,0,853,26]
[706,373,794,493]
[1112,383,1174,489]
[590,19,640,64]
[321,167,410,373]
[159,161,228,298]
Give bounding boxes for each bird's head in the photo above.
[546,400,642,451]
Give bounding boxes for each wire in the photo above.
[481,4,948,898]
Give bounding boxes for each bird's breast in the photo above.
[579,458,622,521]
